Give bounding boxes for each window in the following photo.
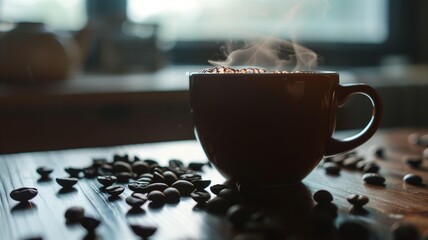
[0,0,87,30]
[127,0,388,44]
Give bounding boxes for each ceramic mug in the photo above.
[190,72,382,185]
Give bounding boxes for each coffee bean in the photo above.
[403,155,423,168]
[391,222,420,240]
[64,167,82,178]
[146,183,169,193]
[313,190,333,204]
[128,181,150,193]
[169,159,185,168]
[92,158,108,168]
[163,171,178,186]
[206,196,230,214]
[153,171,166,183]
[403,173,423,186]
[210,184,229,195]
[362,173,385,186]
[80,217,100,232]
[139,173,154,179]
[172,180,195,196]
[338,220,370,240]
[323,162,341,175]
[10,187,38,202]
[343,156,364,169]
[374,147,385,158]
[188,162,205,171]
[113,161,132,173]
[83,167,98,178]
[115,172,132,183]
[163,187,181,203]
[132,161,151,175]
[346,194,369,208]
[113,154,130,163]
[192,179,211,191]
[105,185,125,196]
[56,177,78,188]
[226,204,252,228]
[130,224,157,239]
[218,189,244,204]
[179,173,202,182]
[363,162,380,173]
[147,190,165,204]
[136,177,153,183]
[64,206,85,223]
[144,159,159,166]
[36,167,53,179]
[191,191,211,204]
[408,133,420,145]
[97,176,117,187]
[99,164,113,175]
[126,196,147,208]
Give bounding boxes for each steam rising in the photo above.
[209,0,329,71]
[209,37,319,71]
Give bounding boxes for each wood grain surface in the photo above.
[1,128,428,240]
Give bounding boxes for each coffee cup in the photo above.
[190,71,382,185]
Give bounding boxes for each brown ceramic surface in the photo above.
[190,72,382,184]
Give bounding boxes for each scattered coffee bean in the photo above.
[313,190,333,204]
[97,176,117,187]
[113,161,132,173]
[374,146,385,158]
[132,161,150,175]
[147,190,165,204]
[206,196,230,214]
[99,164,113,175]
[115,172,132,183]
[64,167,82,178]
[10,187,38,202]
[105,185,125,196]
[126,196,147,208]
[153,171,166,183]
[172,180,195,196]
[210,184,229,195]
[403,155,423,168]
[80,217,100,232]
[403,173,423,186]
[192,179,211,191]
[163,171,178,186]
[338,220,370,240]
[323,162,341,175]
[83,167,97,178]
[146,183,169,193]
[226,204,253,228]
[391,222,420,240]
[64,206,85,223]
[188,162,205,171]
[362,173,385,186]
[179,173,202,182]
[163,187,181,203]
[218,189,244,204]
[36,167,53,179]
[191,191,211,204]
[363,162,380,173]
[342,156,364,169]
[128,181,150,193]
[130,224,157,239]
[169,159,185,168]
[92,158,108,168]
[346,194,369,208]
[56,177,78,188]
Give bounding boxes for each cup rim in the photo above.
[189,70,338,77]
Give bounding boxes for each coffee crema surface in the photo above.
[201,66,295,74]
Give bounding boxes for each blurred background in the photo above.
[0,0,427,153]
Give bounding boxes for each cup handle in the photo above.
[324,84,383,156]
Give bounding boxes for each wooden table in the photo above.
[1,128,428,240]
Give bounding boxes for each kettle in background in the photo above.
[0,22,86,83]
